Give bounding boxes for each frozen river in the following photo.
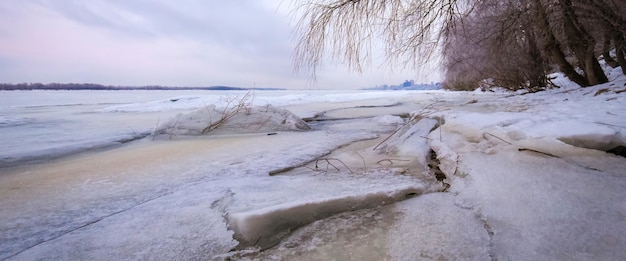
[0,89,420,167]
[1,88,451,260]
[1,75,625,260]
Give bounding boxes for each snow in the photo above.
[97,90,425,113]
[371,114,405,125]
[2,72,626,260]
[421,73,626,260]
[0,116,35,127]
[153,104,311,137]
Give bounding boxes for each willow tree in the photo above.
[443,0,550,91]
[292,0,624,90]
[292,0,469,77]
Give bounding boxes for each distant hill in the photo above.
[0,83,285,91]
[363,80,441,90]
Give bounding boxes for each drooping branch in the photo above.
[292,0,466,77]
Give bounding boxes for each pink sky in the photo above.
[0,1,440,89]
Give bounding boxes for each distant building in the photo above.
[363,80,441,91]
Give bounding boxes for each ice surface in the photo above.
[228,184,424,250]
[371,114,405,125]
[421,73,626,260]
[0,132,150,167]
[388,193,492,260]
[2,73,626,260]
[0,90,430,166]
[0,115,36,127]
[0,94,432,260]
[97,90,426,113]
[1,129,384,259]
[231,73,626,260]
[230,206,399,261]
[239,193,491,261]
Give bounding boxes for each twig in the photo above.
[442,182,451,192]
[202,101,214,128]
[518,148,558,157]
[409,102,440,122]
[202,91,254,134]
[268,161,311,176]
[438,117,443,142]
[151,117,160,141]
[454,154,461,177]
[373,125,405,150]
[305,166,319,172]
[315,158,354,174]
[373,102,444,150]
[482,132,512,145]
[324,160,340,172]
[377,159,410,166]
[594,121,626,129]
[355,151,366,172]
[169,116,180,140]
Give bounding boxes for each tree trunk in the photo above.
[617,46,626,75]
[574,0,625,75]
[560,0,608,86]
[533,0,589,86]
[585,47,609,84]
[526,29,547,90]
[615,34,626,75]
[603,36,619,68]
[583,0,626,39]
[551,46,590,86]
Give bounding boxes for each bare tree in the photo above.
[292,0,624,91]
[573,0,626,74]
[292,0,468,76]
[442,0,551,91]
[560,0,608,85]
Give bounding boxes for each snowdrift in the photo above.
[152,104,310,137]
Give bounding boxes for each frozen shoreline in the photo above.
[2,76,626,260]
[1,92,441,260]
[0,90,430,168]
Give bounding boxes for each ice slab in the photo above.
[454,150,626,260]
[228,184,425,250]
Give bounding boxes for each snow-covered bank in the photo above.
[420,73,626,260]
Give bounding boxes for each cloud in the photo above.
[0,1,440,89]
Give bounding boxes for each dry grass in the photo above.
[373,102,442,150]
[376,159,410,166]
[307,158,355,174]
[201,91,255,134]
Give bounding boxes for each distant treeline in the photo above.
[0,83,285,91]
